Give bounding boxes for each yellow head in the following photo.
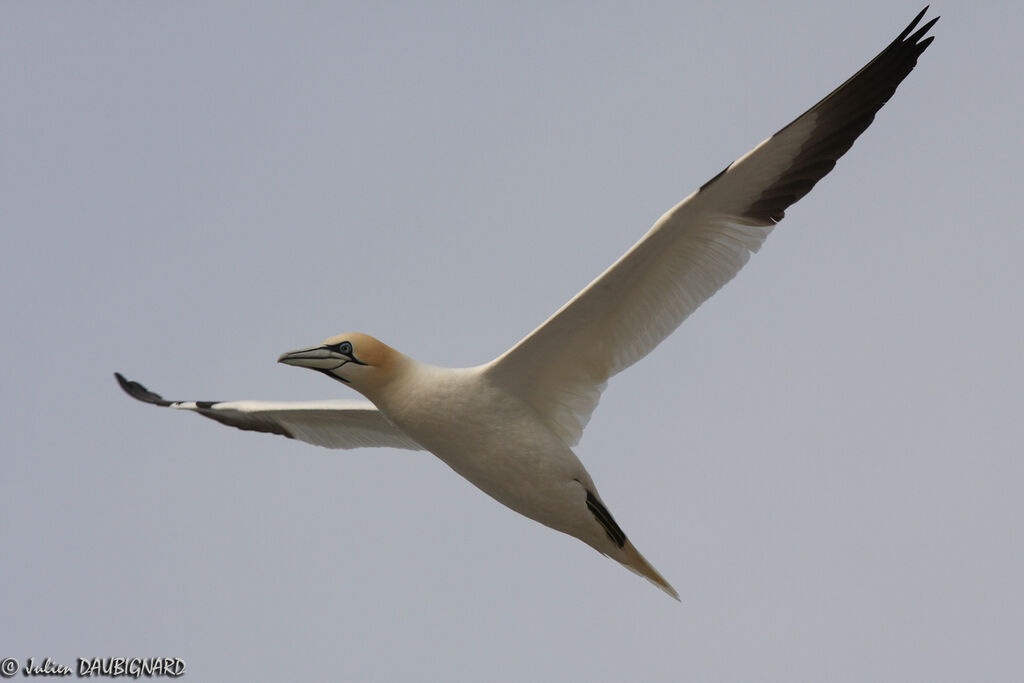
[278,332,406,397]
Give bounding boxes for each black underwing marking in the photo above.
[586,489,627,548]
[115,372,173,406]
[114,372,295,439]
[196,408,294,438]
[699,163,732,193]
[695,8,937,224]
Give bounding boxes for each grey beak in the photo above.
[277,345,340,370]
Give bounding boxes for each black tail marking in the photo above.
[586,490,627,548]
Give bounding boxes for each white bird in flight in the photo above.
[117,9,937,599]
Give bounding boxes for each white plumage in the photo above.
[118,9,937,599]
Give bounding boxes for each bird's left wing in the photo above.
[115,373,423,451]
[484,9,937,447]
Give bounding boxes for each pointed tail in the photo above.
[619,540,679,601]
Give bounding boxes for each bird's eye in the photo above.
[338,342,353,355]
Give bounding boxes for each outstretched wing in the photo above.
[484,9,937,447]
[115,373,423,451]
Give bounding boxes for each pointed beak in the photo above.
[277,345,340,370]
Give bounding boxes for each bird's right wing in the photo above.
[115,373,423,451]
[484,9,937,447]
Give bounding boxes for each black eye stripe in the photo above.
[330,341,367,366]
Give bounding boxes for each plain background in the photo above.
[3,2,1021,681]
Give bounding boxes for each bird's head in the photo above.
[277,332,404,397]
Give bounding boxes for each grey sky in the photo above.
[3,2,1022,681]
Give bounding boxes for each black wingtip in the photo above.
[114,372,173,407]
[897,7,939,47]
[909,16,940,45]
[898,7,929,42]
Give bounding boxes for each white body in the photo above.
[381,362,603,549]
[117,10,937,600]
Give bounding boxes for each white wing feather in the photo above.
[485,9,937,446]
[115,374,422,451]
[172,400,423,450]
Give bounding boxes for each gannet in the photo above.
[117,9,937,600]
